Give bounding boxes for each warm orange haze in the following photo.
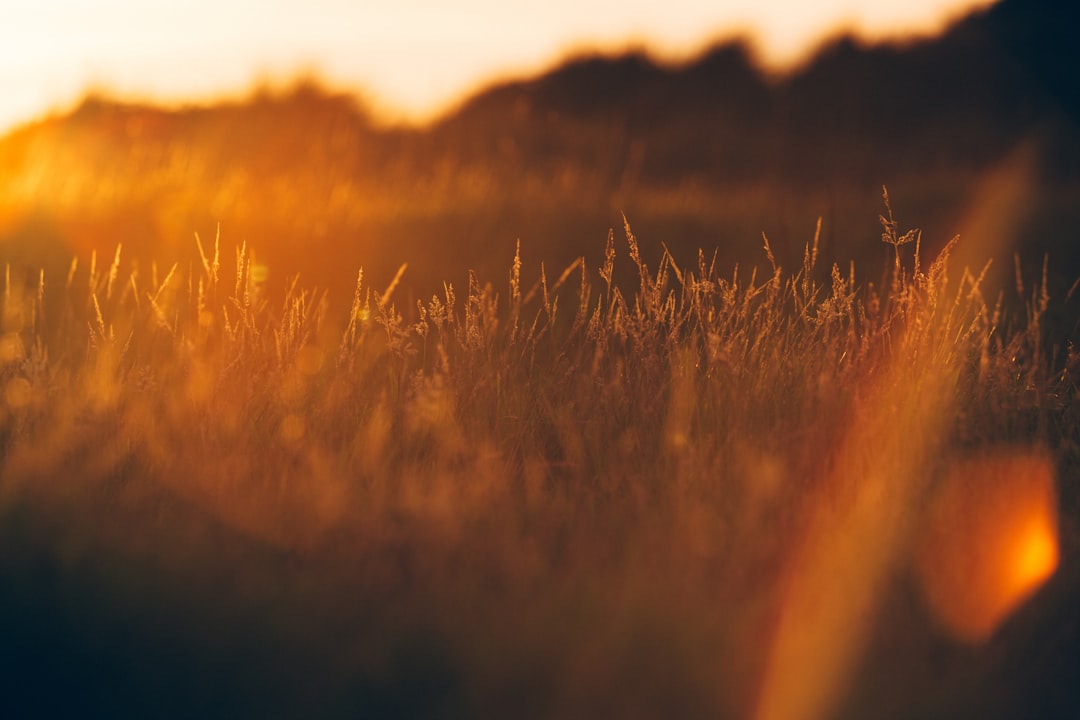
[2,0,994,132]
[1,1,1078,719]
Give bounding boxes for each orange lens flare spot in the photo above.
[915,450,1059,644]
[1008,517,1058,598]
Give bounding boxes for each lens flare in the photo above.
[915,450,1059,644]
[1011,517,1059,594]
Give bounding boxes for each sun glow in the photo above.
[0,0,997,133]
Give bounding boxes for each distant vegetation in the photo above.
[0,0,1077,308]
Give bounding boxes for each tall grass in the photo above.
[0,203,1076,719]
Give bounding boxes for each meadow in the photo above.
[1,190,1077,718]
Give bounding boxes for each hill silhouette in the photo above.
[0,0,1077,311]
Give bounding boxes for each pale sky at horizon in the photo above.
[1,0,995,133]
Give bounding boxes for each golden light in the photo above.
[915,449,1059,644]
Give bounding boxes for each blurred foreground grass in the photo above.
[0,205,1078,719]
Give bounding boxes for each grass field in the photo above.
[1,198,1078,719]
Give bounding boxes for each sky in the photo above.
[1,0,995,132]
